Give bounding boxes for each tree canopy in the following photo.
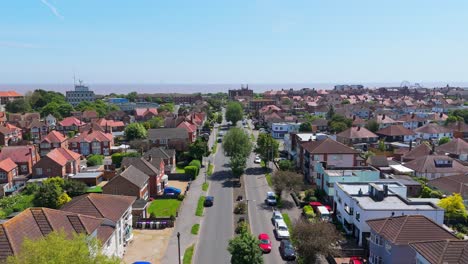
[255,133,279,163]
[125,123,147,141]
[299,122,312,132]
[230,154,247,178]
[365,120,379,133]
[227,232,264,264]
[188,138,209,160]
[438,193,468,220]
[159,103,175,113]
[225,102,244,125]
[222,127,252,158]
[5,98,31,113]
[75,100,119,117]
[271,170,303,198]
[438,136,451,145]
[329,114,352,133]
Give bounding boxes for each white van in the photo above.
[316,206,331,222]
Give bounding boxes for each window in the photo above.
[21,165,28,173]
[35,168,43,175]
[0,172,6,180]
[356,212,360,222]
[160,138,167,144]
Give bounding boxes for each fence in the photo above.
[134,217,174,229]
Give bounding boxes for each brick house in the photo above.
[147,128,190,151]
[39,130,69,156]
[28,119,48,143]
[143,147,176,174]
[135,108,158,121]
[0,124,22,146]
[56,117,86,134]
[68,129,114,156]
[105,110,131,124]
[102,165,149,200]
[82,110,99,122]
[0,91,22,105]
[336,126,379,147]
[95,118,125,132]
[32,147,81,178]
[122,156,166,196]
[177,121,197,143]
[0,145,39,175]
[0,112,7,125]
[0,158,18,197]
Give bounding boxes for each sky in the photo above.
[1,0,468,85]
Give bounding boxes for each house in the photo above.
[0,112,7,125]
[271,122,301,139]
[32,148,81,178]
[0,158,18,197]
[410,240,468,264]
[428,174,468,201]
[401,143,432,162]
[95,118,125,132]
[57,117,86,134]
[68,129,114,156]
[28,119,48,143]
[135,108,158,121]
[376,125,417,143]
[373,114,397,129]
[447,121,468,139]
[336,126,379,146]
[106,110,131,124]
[300,138,361,183]
[351,116,367,127]
[334,181,444,246]
[177,121,197,143]
[397,113,427,130]
[311,118,329,132]
[367,155,390,171]
[367,215,457,264]
[0,145,39,175]
[436,138,468,161]
[143,147,176,174]
[0,124,22,146]
[82,110,99,122]
[7,113,40,129]
[0,91,22,106]
[60,193,136,257]
[147,128,190,151]
[0,207,122,261]
[39,130,69,156]
[404,154,468,179]
[102,165,149,200]
[121,156,166,196]
[249,99,276,113]
[414,123,453,141]
[45,114,57,127]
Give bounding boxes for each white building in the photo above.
[66,81,96,107]
[271,122,301,139]
[414,123,453,141]
[45,114,57,127]
[334,181,444,246]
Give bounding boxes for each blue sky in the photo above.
[1,0,468,84]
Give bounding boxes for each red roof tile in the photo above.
[0,91,22,97]
[410,240,468,264]
[42,130,67,144]
[59,117,86,127]
[69,129,113,143]
[45,148,81,166]
[0,158,17,172]
[337,126,378,139]
[376,125,416,136]
[0,146,36,163]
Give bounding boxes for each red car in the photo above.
[258,233,272,253]
[349,257,364,264]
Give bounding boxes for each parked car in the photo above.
[217,137,222,143]
[349,257,364,264]
[164,186,181,196]
[279,239,296,261]
[265,191,277,206]
[258,233,272,253]
[254,156,261,164]
[204,196,214,207]
[271,210,284,225]
[274,220,290,239]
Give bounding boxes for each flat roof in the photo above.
[325,169,375,177]
[390,164,414,173]
[70,172,103,179]
[339,182,404,195]
[355,195,436,210]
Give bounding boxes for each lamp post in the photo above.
[177,232,181,264]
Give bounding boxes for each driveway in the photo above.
[123,228,174,264]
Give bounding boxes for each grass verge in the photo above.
[202,182,209,191]
[282,213,292,230]
[207,164,214,176]
[148,199,181,217]
[265,173,272,187]
[183,244,195,264]
[86,186,102,193]
[212,143,217,154]
[195,196,206,216]
[191,224,200,235]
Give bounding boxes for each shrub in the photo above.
[184,165,199,179]
[177,194,185,201]
[234,202,247,214]
[304,189,316,202]
[111,152,141,167]
[235,221,249,234]
[303,205,316,219]
[86,154,104,167]
[189,159,201,169]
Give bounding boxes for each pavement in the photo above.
[123,229,174,264]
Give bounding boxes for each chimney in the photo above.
[409,140,413,151]
[147,154,152,162]
[439,112,443,118]
[383,184,389,197]
[357,126,361,131]
[122,165,127,171]
[353,115,356,121]
[411,113,415,119]
[430,143,435,155]
[382,114,386,120]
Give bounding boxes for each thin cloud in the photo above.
[40,0,64,20]
[0,41,39,49]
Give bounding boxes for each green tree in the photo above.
[159,103,175,113]
[438,193,468,220]
[341,99,350,104]
[216,113,223,124]
[34,183,63,209]
[57,103,75,118]
[63,179,88,197]
[366,120,380,133]
[450,109,468,123]
[299,122,312,132]
[278,159,294,171]
[40,102,61,118]
[445,115,459,125]
[378,139,386,152]
[227,232,264,264]
[255,133,279,163]
[6,231,120,264]
[188,138,208,160]
[225,102,243,125]
[326,105,335,119]
[126,91,138,102]
[439,136,451,145]
[223,127,252,158]
[330,122,348,133]
[271,170,303,199]
[6,98,31,113]
[146,116,164,128]
[87,155,104,166]
[125,123,147,140]
[230,154,247,177]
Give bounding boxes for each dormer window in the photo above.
[434,159,452,167]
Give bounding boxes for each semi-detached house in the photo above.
[69,129,113,156]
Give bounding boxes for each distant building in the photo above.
[66,81,96,107]
[334,84,364,91]
[228,85,253,99]
[249,99,276,112]
[0,91,23,107]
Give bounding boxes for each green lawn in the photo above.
[195,196,206,216]
[191,224,200,235]
[183,244,195,264]
[282,213,292,230]
[86,186,102,193]
[265,173,272,187]
[202,182,209,191]
[176,165,185,174]
[148,199,181,217]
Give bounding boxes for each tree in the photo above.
[291,220,342,263]
[445,115,459,125]
[145,116,164,129]
[63,179,88,197]
[6,231,120,264]
[378,139,386,152]
[255,133,279,163]
[223,127,252,158]
[278,159,294,171]
[341,99,350,104]
[271,170,303,198]
[439,136,451,145]
[6,98,31,113]
[227,232,264,264]
[217,113,223,124]
[365,120,379,133]
[159,103,175,113]
[225,102,243,125]
[34,183,63,209]
[87,154,104,166]
[230,154,247,177]
[450,109,468,123]
[299,122,312,132]
[126,91,138,102]
[330,122,348,133]
[188,138,208,160]
[329,114,352,133]
[438,193,468,220]
[125,123,147,140]
[326,105,335,119]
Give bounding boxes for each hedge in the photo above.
[86,155,104,167]
[111,152,141,168]
[185,165,199,179]
[189,159,201,169]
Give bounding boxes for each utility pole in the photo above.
[177,232,181,264]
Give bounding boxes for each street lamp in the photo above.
[177,232,181,264]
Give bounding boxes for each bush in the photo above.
[189,159,201,169]
[235,221,249,234]
[111,152,141,167]
[304,189,316,202]
[86,154,104,167]
[234,202,247,214]
[177,194,185,201]
[303,205,316,219]
[184,165,199,179]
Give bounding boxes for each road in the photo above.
[194,112,234,264]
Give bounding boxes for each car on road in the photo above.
[258,233,272,253]
[204,196,214,207]
[274,220,290,240]
[217,137,222,143]
[271,210,283,225]
[254,156,261,164]
[279,239,296,261]
[265,191,277,206]
[163,186,181,196]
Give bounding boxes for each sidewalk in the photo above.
[161,128,215,264]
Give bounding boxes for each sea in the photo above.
[0,82,467,95]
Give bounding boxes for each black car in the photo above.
[279,240,296,261]
[204,196,214,207]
